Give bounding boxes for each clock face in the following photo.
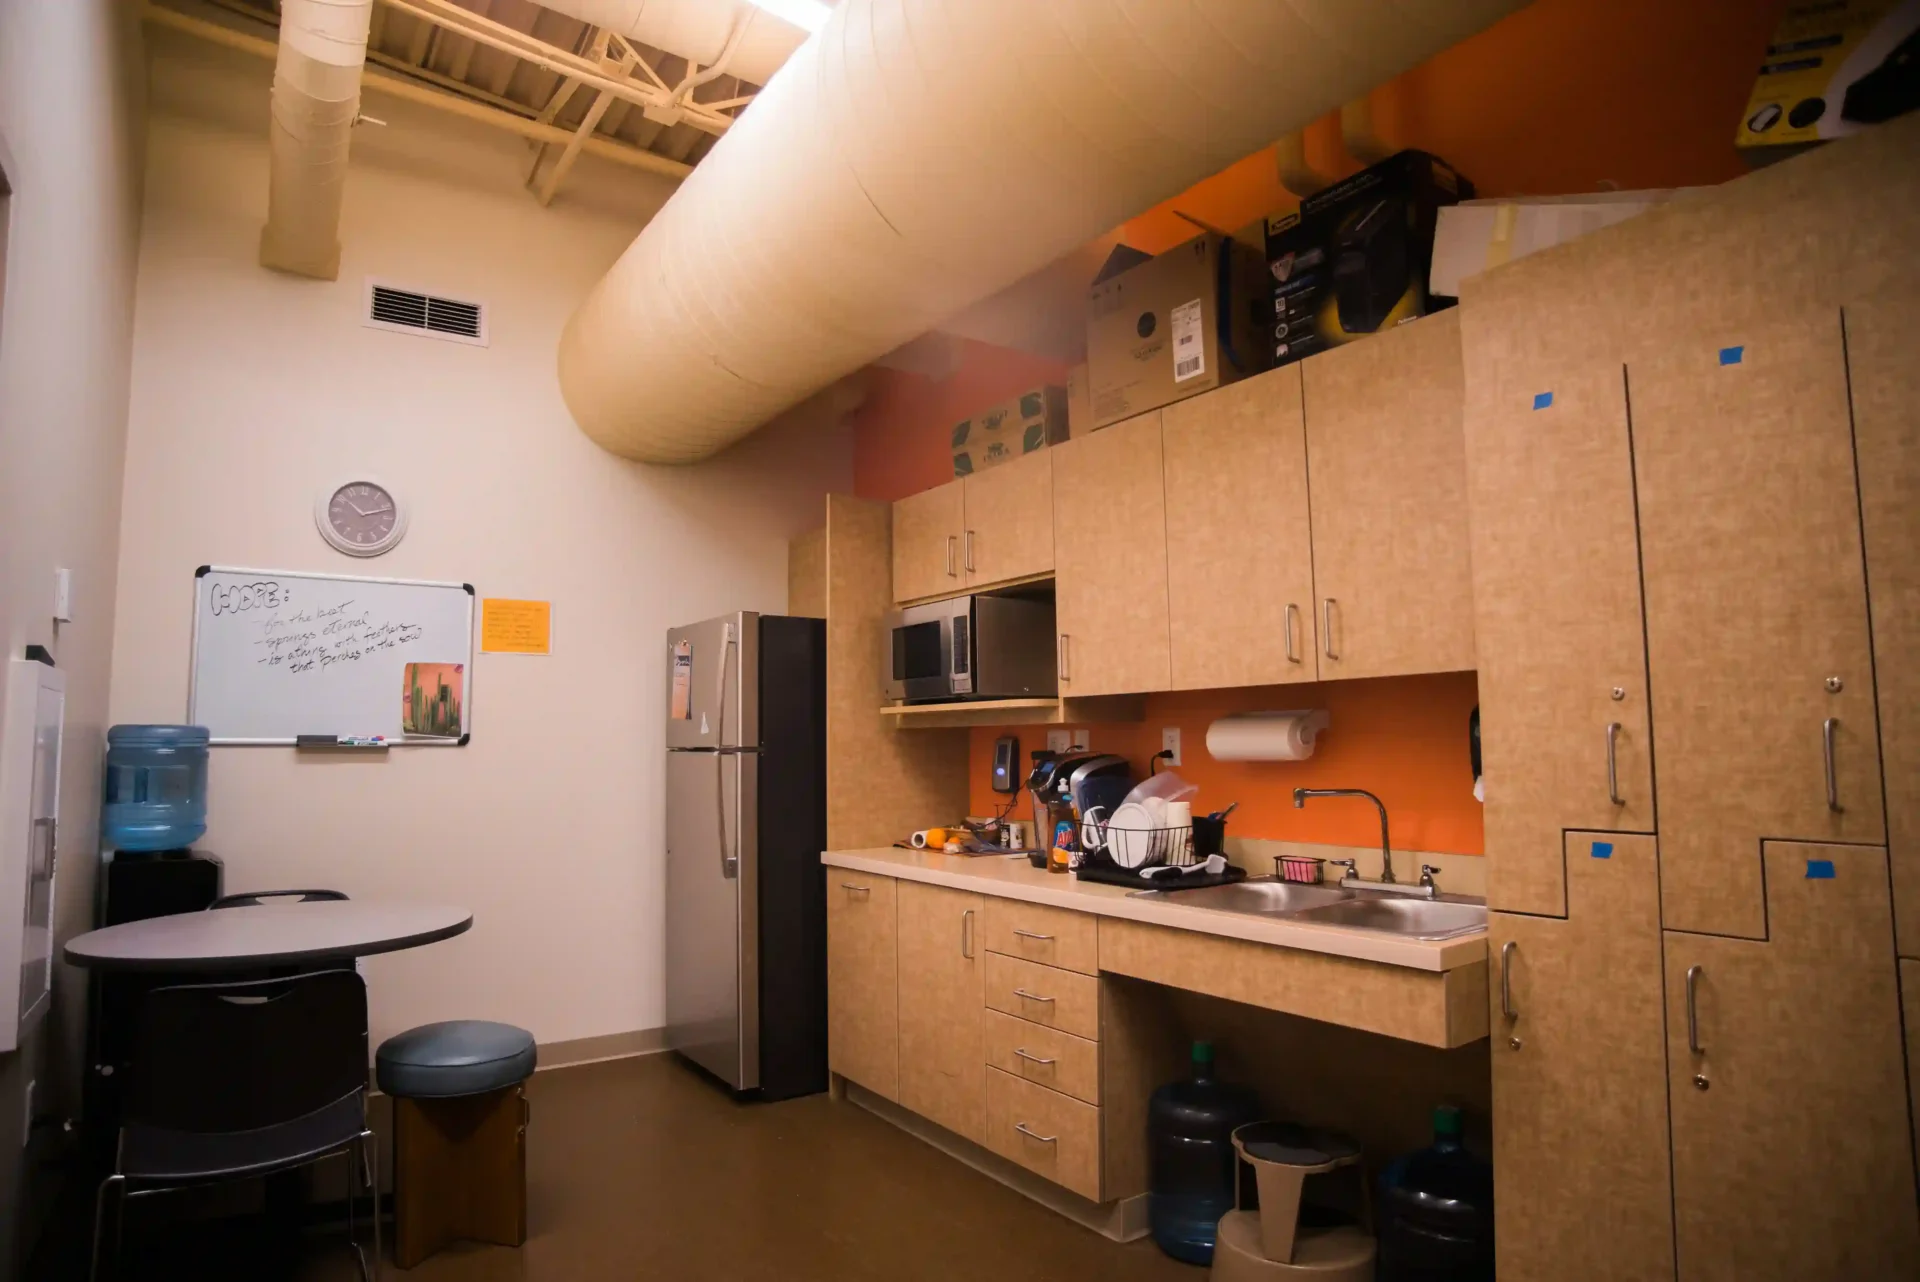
[318,480,406,556]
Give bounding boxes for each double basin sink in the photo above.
[1132,878,1487,941]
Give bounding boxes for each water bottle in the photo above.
[102,725,210,852]
[1377,1104,1495,1280]
[1147,1040,1258,1264]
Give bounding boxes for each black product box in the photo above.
[1265,149,1473,369]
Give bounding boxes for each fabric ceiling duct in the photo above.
[534,0,812,88]
[260,0,375,279]
[558,0,1530,464]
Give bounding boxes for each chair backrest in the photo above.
[209,888,349,909]
[126,970,368,1135]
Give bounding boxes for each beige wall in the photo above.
[0,0,146,1267]
[108,34,853,1054]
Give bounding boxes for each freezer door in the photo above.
[665,613,759,751]
[664,747,760,1090]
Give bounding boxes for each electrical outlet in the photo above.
[1070,728,1091,751]
[1161,726,1182,767]
[1046,729,1071,754]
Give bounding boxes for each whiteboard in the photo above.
[188,566,475,746]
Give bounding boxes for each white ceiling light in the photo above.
[744,0,829,34]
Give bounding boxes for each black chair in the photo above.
[209,888,350,909]
[91,969,379,1281]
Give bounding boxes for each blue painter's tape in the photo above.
[1533,391,1553,410]
[1806,858,1836,879]
[1591,842,1614,859]
[1719,345,1744,366]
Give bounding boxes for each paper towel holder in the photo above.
[1204,710,1331,762]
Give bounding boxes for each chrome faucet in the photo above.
[1293,788,1396,884]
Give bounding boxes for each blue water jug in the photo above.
[1148,1041,1259,1264]
[1377,1104,1495,1280]
[102,725,209,852]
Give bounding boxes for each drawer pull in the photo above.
[839,882,870,895]
[1499,940,1519,1020]
[1606,722,1624,806]
[1012,988,1055,1004]
[1012,929,1055,942]
[1013,1048,1056,1067]
[1824,717,1841,812]
[1014,1122,1057,1144]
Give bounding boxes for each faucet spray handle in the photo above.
[1328,858,1359,883]
[1419,863,1442,889]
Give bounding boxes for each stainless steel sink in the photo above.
[1131,879,1351,916]
[1286,895,1487,941]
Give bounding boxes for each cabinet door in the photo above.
[1463,323,1653,916]
[1051,412,1172,696]
[1665,843,1918,1281]
[1301,310,1476,680]
[892,480,964,604]
[1845,295,1920,956]
[962,450,1053,588]
[1631,315,1884,939]
[1163,363,1318,689]
[1490,834,1674,1282]
[895,881,985,1143]
[826,873,898,1099]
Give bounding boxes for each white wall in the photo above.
[108,32,852,1053]
[0,0,145,1268]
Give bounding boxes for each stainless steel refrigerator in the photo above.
[664,611,827,1098]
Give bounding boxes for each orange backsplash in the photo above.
[966,671,1484,856]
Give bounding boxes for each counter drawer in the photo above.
[984,1010,1100,1105]
[980,899,1099,975]
[984,1067,1102,1201]
[984,953,1100,1041]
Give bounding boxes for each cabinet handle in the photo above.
[1012,988,1055,1004]
[964,530,975,574]
[1283,603,1301,664]
[1013,928,1054,943]
[1685,964,1704,1055]
[1014,1048,1056,1067]
[1824,717,1841,812]
[1058,634,1070,683]
[840,882,870,896]
[1322,599,1337,660]
[961,909,974,959]
[1606,722,1624,806]
[1499,940,1519,1020]
[945,535,956,578]
[1014,1122,1057,1144]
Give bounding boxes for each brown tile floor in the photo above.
[42,1053,1200,1281]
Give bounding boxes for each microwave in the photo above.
[884,594,1057,704]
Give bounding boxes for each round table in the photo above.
[63,900,472,972]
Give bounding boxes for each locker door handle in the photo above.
[1499,940,1519,1020]
[1823,718,1841,812]
[945,535,957,578]
[1606,722,1624,806]
[1284,603,1301,664]
[1321,599,1337,660]
[964,530,975,574]
[1685,965,1705,1055]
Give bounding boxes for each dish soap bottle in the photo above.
[1048,820,1074,874]
[1147,1041,1258,1264]
[1376,1104,1494,1281]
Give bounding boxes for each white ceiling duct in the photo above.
[260,0,376,279]
[556,0,1529,464]
[535,0,814,87]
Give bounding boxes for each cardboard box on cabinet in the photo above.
[1265,149,1473,370]
[1735,0,1920,159]
[951,385,1068,478]
[1429,188,1705,297]
[1086,232,1267,429]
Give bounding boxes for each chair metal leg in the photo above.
[369,1129,383,1279]
[89,1174,125,1282]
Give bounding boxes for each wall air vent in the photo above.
[363,280,489,347]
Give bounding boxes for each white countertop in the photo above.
[821,848,1486,973]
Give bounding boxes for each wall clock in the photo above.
[315,477,408,557]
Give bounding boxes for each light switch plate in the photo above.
[52,569,71,623]
[1161,727,1182,767]
[1046,730,1071,754]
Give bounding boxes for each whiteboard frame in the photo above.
[188,564,476,747]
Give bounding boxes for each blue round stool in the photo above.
[376,1021,536,1268]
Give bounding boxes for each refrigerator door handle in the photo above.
[715,622,739,878]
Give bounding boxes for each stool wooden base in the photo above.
[392,1084,528,1268]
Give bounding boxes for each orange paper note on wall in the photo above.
[481,598,552,654]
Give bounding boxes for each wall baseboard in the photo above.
[534,1026,669,1071]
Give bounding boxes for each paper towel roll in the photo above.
[1204,710,1331,762]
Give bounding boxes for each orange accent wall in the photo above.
[968,674,1483,855]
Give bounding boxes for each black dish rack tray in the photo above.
[1073,858,1248,891]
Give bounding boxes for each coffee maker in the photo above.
[1026,751,1133,860]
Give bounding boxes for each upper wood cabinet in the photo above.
[892,479,964,604]
[1844,294,1920,957]
[1631,314,1883,939]
[1491,834,1674,1282]
[1163,364,1318,689]
[1664,843,1919,1280]
[826,872,898,1099]
[1052,411,1172,697]
[895,881,986,1145]
[1462,319,1653,917]
[1301,310,1476,681]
